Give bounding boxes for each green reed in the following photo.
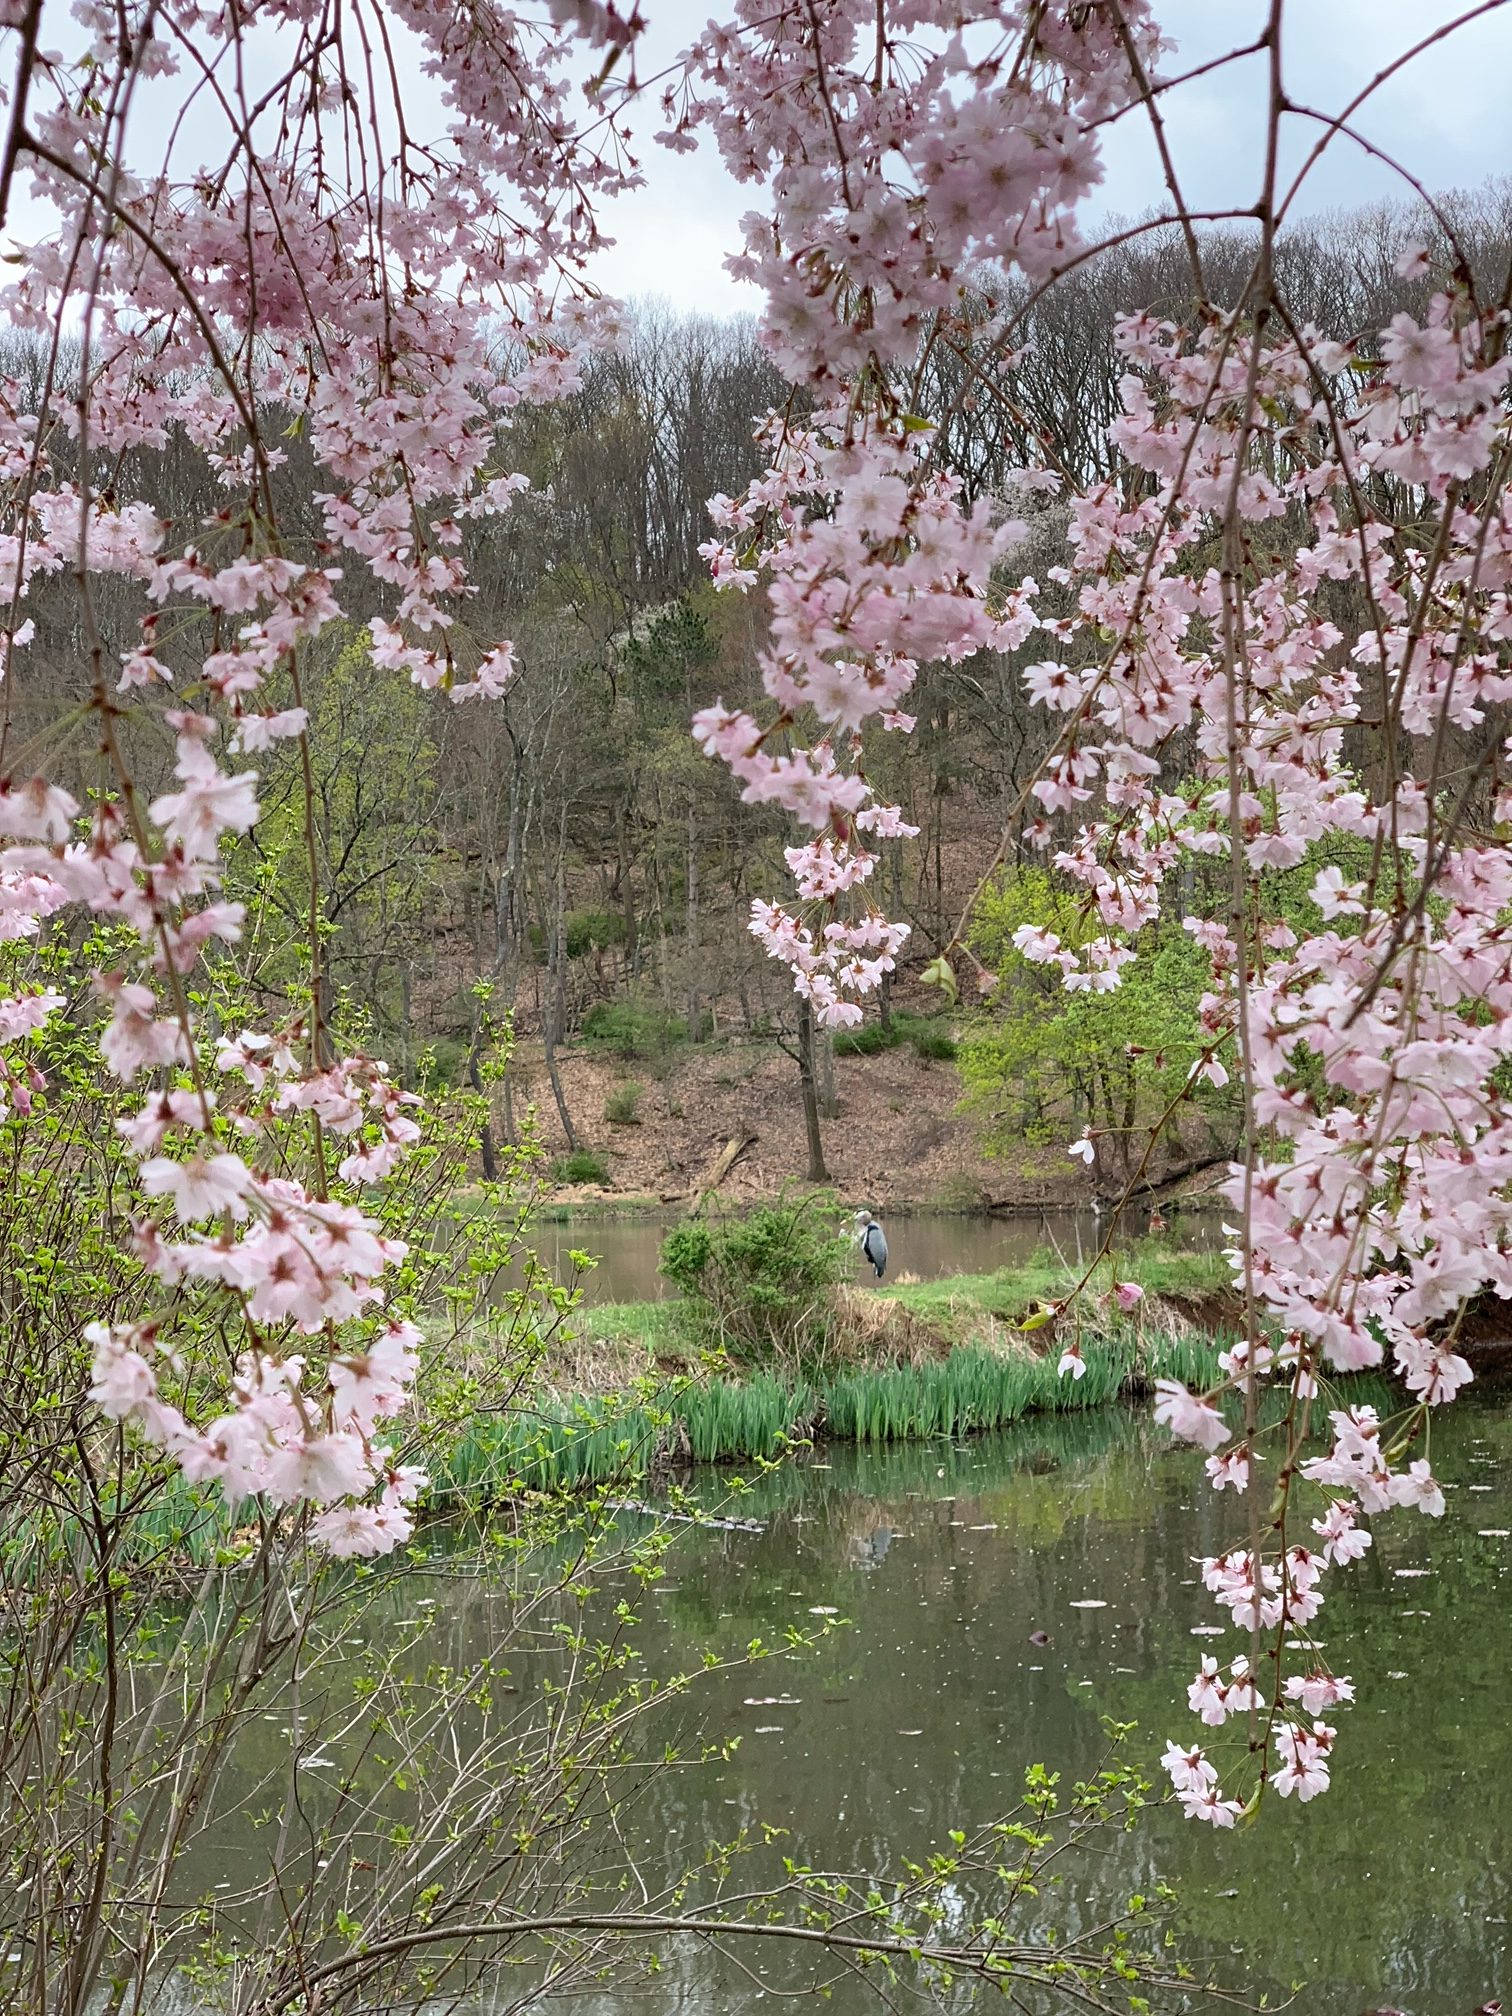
[426,1326,1234,1499]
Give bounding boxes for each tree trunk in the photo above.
[814,1024,838,1119]
[468,1046,499,1182]
[543,803,577,1153]
[495,759,523,971]
[617,797,638,980]
[685,803,701,1041]
[796,1000,829,1182]
[474,735,527,1158]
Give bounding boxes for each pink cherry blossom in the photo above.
[1204,1449,1250,1494]
[308,1504,398,1559]
[1160,1742,1213,1797]
[97,981,191,1081]
[139,1153,254,1223]
[329,1322,421,1433]
[0,778,77,843]
[1312,1502,1373,1566]
[1389,1460,1446,1518]
[1186,1657,1227,1727]
[1285,1672,1356,1715]
[86,1322,159,1420]
[1152,1379,1230,1453]
[1273,1722,1335,1803]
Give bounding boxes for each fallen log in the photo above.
[692,1129,758,1213]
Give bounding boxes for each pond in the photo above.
[161,1392,1510,2015]
[520,1204,1225,1305]
[552,1398,1511,2015]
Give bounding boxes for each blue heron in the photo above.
[854,1210,888,1279]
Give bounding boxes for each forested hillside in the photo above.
[17,185,1512,1198]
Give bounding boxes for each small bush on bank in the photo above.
[603,1079,644,1126]
[556,1147,610,1185]
[659,1197,852,1368]
[830,1020,891,1057]
[911,1026,958,1062]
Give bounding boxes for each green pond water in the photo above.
[555,1400,1512,2016]
[155,1394,1511,2015]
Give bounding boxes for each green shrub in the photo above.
[416,1035,470,1088]
[580,996,689,1060]
[831,1020,892,1057]
[565,909,625,959]
[658,1218,714,1293]
[659,1198,852,1367]
[555,1147,610,1185]
[603,1079,644,1126]
[831,1010,957,1062]
[911,1027,957,1062]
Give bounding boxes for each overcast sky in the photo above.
[589,0,1512,314]
[10,2,1508,318]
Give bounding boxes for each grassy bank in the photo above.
[55,1330,1224,1571]
[575,1243,1238,1361]
[417,1244,1246,1501]
[870,1245,1234,1343]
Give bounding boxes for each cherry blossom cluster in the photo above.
[687,4,1499,1827]
[693,416,1029,1021]
[1019,281,1512,1813]
[674,0,1507,1809]
[683,4,1156,1023]
[668,0,1162,385]
[16,709,434,1555]
[0,0,653,1553]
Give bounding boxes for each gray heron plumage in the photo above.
[854,1211,888,1279]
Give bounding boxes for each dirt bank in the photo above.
[501,1029,1228,1214]
[504,1033,1040,1210]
